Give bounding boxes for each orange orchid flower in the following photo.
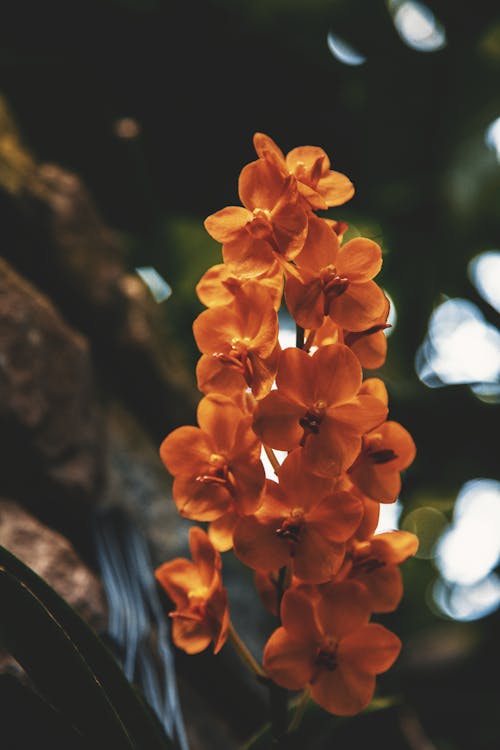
[263,583,401,715]
[196,261,284,311]
[340,530,419,613]
[312,297,390,370]
[348,420,417,503]
[155,526,229,654]
[253,132,354,211]
[193,282,280,399]
[233,450,363,583]
[285,216,387,332]
[204,158,308,278]
[253,344,388,477]
[160,393,265,521]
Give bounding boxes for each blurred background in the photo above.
[0,0,499,748]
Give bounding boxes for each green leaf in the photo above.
[240,694,400,750]
[0,545,173,750]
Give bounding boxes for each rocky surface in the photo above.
[0,258,104,541]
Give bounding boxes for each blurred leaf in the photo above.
[240,695,400,749]
[0,545,173,750]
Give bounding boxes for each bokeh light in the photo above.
[326,31,366,66]
[389,0,446,52]
[415,298,500,394]
[468,250,500,314]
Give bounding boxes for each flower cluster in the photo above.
[155,133,418,718]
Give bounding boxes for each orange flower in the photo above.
[285,216,387,332]
[254,132,354,211]
[160,393,265,521]
[340,530,419,613]
[155,526,229,654]
[253,344,388,477]
[348,420,416,503]
[263,583,401,715]
[233,450,363,583]
[204,158,308,278]
[312,298,390,370]
[193,282,280,399]
[196,262,284,311]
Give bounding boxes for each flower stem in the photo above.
[288,688,310,733]
[227,621,266,680]
[296,325,305,350]
[304,328,316,352]
[264,444,281,475]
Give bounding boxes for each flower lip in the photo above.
[315,646,338,672]
[320,266,350,309]
[275,508,306,544]
[299,401,327,442]
[366,448,398,464]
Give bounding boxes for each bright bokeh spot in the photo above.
[436,479,500,586]
[485,117,500,162]
[415,298,500,389]
[277,311,297,350]
[326,31,366,66]
[383,289,397,337]
[375,500,402,533]
[390,0,446,52]
[433,574,500,622]
[135,266,172,303]
[260,446,286,480]
[468,250,500,314]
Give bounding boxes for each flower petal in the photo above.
[281,586,322,641]
[370,531,419,564]
[160,426,213,477]
[315,581,370,638]
[223,234,276,278]
[239,159,287,211]
[352,565,403,613]
[233,515,290,572]
[339,623,401,674]
[286,145,331,174]
[155,559,199,609]
[316,170,355,207]
[333,395,388,435]
[172,475,231,521]
[253,132,286,167]
[204,206,252,243]
[337,238,382,282]
[311,665,375,716]
[208,511,239,552]
[313,344,362,406]
[308,491,364,542]
[263,627,316,690]
[253,391,305,451]
[293,527,345,583]
[328,281,387,332]
[189,527,219,587]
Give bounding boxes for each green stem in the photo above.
[227,621,266,680]
[288,688,310,733]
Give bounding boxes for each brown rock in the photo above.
[0,257,104,536]
[0,96,197,443]
[0,498,107,631]
[0,497,108,682]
